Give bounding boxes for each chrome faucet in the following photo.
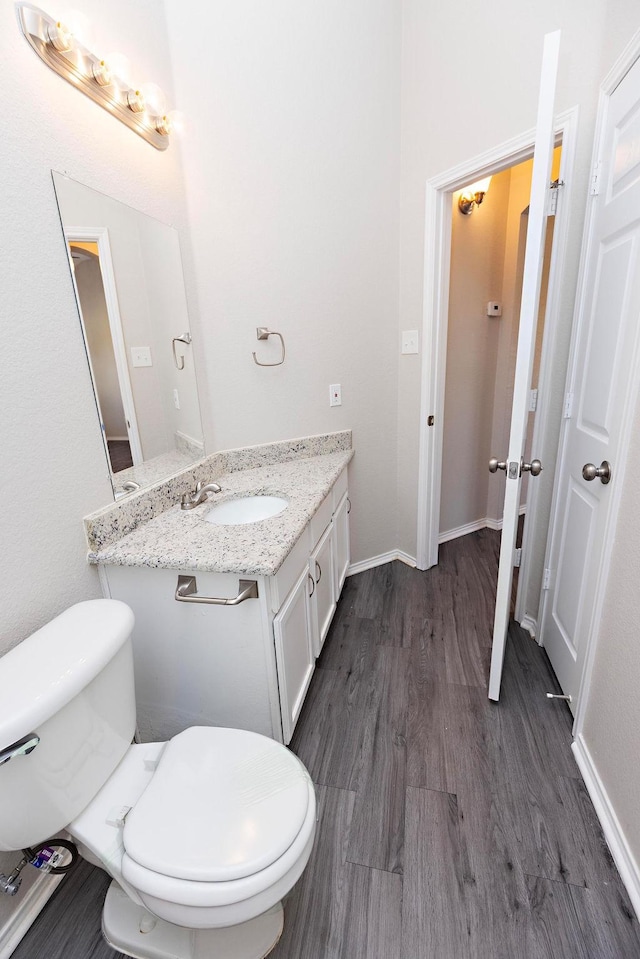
[180,480,222,510]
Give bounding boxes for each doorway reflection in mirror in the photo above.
[53,173,205,501]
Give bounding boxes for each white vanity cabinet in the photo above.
[100,467,350,746]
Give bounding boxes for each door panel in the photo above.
[541,54,640,705]
[488,30,561,700]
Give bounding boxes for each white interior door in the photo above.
[540,54,640,707]
[488,31,560,701]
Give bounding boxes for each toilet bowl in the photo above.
[0,600,316,959]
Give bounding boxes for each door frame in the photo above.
[415,107,578,627]
[541,33,640,738]
[66,225,144,466]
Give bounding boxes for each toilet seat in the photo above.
[122,726,311,884]
[70,724,316,929]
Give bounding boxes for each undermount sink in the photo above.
[204,495,289,526]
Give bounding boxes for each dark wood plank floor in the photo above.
[12,529,640,958]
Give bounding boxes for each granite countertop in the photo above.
[88,449,353,575]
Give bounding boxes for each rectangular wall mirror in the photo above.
[52,172,205,500]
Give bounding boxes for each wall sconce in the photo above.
[16,3,176,151]
[458,177,492,215]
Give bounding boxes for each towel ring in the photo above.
[252,327,286,367]
[172,332,192,370]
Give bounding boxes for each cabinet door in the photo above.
[273,568,315,743]
[333,490,351,595]
[310,522,336,657]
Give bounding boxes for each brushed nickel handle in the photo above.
[0,733,40,767]
[522,459,543,477]
[315,561,322,585]
[582,461,611,485]
[175,576,259,605]
[308,573,315,598]
[346,497,351,514]
[172,332,192,371]
[489,457,507,473]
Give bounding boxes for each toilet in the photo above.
[0,600,316,959]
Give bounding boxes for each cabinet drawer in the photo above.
[310,493,332,544]
[332,467,348,510]
[269,527,311,613]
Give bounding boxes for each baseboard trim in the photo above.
[439,519,488,543]
[439,505,528,544]
[572,734,640,921]
[519,614,538,639]
[0,872,64,959]
[347,550,417,576]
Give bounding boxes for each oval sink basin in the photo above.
[204,495,289,526]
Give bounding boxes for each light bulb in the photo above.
[106,52,132,87]
[139,82,166,117]
[167,110,189,137]
[47,20,73,52]
[62,10,92,47]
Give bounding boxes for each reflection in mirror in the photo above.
[52,173,205,500]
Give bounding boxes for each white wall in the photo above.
[163,0,402,565]
[0,0,190,928]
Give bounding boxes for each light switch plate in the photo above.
[401,330,419,354]
[131,346,152,367]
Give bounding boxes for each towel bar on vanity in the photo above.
[175,575,259,605]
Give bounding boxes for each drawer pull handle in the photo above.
[315,561,322,584]
[175,576,259,606]
[347,497,351,514]
[308,573,315,598]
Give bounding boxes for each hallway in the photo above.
[13,531,640,958]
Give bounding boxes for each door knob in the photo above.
[489,457,507,473]
[522,459,543,476]
[582,460,611,484]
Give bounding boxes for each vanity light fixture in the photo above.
[458,176,492,215]
[16,2,175,151]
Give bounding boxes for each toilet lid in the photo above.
[122,727,311,883]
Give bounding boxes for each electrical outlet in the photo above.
[329,384,342,407]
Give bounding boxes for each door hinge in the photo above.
[563,392,574,418]
[548,179,564,216]
[590,160,602,196]
[529,388,539,412]
[513,548,522,568]
[542,567,553,590]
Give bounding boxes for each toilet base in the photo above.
[102,881,284,959]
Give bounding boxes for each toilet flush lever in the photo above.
[0,733,40,767]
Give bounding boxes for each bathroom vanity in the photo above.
[86,435,352,745]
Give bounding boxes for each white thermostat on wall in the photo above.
[487,301,502,317]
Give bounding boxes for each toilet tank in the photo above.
[0,600,137,851]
